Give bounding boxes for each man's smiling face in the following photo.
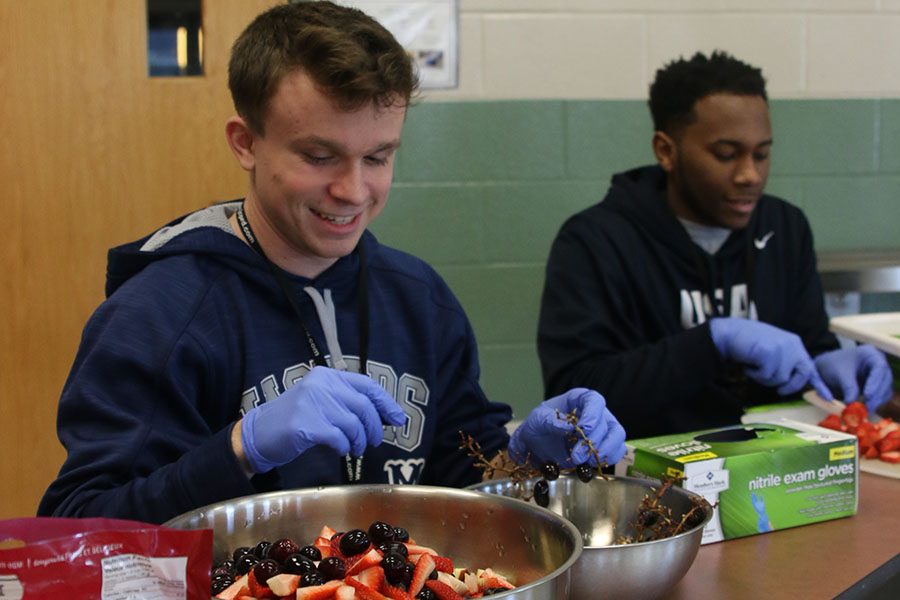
[660,93,773,230]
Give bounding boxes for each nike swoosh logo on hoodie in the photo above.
[754,231,775,250]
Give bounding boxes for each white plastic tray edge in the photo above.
[830,312,900,357]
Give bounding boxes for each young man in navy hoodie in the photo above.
[39,1,626,524]
[538,51,892,440]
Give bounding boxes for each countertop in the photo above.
[665,470,899,599]
[818,249,900,293]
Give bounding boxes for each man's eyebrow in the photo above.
[713,138,774,148]
[296,135,402,154]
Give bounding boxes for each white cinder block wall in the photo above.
[426,0,900,101]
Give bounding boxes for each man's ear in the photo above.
[652,130,676,173]
[225,116,257,172]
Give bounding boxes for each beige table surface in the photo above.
[664,471,900,599]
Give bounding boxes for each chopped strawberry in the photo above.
[883,428,900,441]
[818,413,844,431]
[381,581,412,600]
[878,423,900,438]
[463,571,479,595]
[346,548,383,576]
[877,437,900,453]
[865,445,880,459]
[319,524,338,539]
[266,573,300,597]
[478,569,514,590]
[409,553,436,596]
[432,556,453,573]
[345,576,390,600]
[296,579,343,600]
[879,450,900,464]
[841,401,868,428]
[336,584,357,600]
[481,576,515,590]
[331,532,346,557]
[355,565,386,591]
[314,535,335,559]
[436,572,469,596]
[215,574,250,599]
[247,569,275,599]
[424,579,465,600]
[405,543,438,556]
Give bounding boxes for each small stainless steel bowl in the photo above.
[468,475,713,600]
[164,484,582,599]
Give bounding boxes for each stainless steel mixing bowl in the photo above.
[164,484,582,599]
[468,475,713,600]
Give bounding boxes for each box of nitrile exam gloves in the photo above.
[614,419,858,544]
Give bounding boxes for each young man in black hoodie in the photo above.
[538,51,892,439]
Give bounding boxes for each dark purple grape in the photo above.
[317,556,346,581]
[368,520,395,544]
[576,463,596,483]
[416,589,437,600]
[232,546,253,563]
[533,479,550,507]
[211,564,233,579]
[637,510,659,528]
[377,541,408,558]
[211,573,234,595]
[253,558,280,583]
[381,552,407,585]
[298,545,322,562]
[282,553,318,575]
[540,461,560,481]
[402,562,415,586]
[268,538,301,564]
[300,570,327,587]
[339,529,370,556]
[331,531,344,541]
[212,559,234,576]
[253,540,272,559]
[392,526,410,543]
[234,552,259,576]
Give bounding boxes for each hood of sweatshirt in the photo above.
[105,200,366,300]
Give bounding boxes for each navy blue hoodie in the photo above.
[39,201,511,524]
[538,166,838,439]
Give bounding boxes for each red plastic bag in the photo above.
[0,517,212,598]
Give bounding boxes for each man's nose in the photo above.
[734,155,764,187]
[329,163,367,203]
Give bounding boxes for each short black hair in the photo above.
[648,50,767,134]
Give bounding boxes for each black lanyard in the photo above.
[235,201,370,482]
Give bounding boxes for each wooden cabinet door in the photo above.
[0,0,279,518]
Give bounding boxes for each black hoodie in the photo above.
[538,165,838,439]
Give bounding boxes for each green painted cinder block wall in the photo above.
[369,99,900,418]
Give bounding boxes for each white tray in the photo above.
[830,312,900,357]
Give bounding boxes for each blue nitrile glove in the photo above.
[709,317,832,399]
[240,366,406,473]
[814,344,893,412]
[508,388,626,468]
[750,492,772,533]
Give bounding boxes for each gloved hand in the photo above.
[709,317,832,399]
[814,344,893,412]
[508,388,626,468]
[240,366,406,473]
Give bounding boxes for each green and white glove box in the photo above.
[614,419,859,544]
